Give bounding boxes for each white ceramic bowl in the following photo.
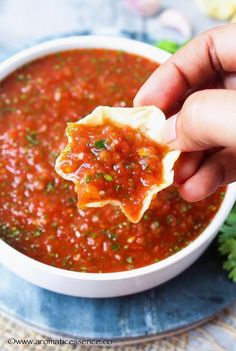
[0,36,236,298]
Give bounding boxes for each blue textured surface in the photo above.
[0,243,235,340]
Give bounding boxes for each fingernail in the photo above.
[162,113,178,144]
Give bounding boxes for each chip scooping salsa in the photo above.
[55,106,180,223]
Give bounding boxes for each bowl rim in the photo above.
[0,35,236,281]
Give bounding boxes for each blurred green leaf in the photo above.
[218,205,236,282]
[154,40,186,54]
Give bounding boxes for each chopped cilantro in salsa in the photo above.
[94,139,106,149]
[26,130,39,145]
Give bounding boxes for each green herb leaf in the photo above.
[218,205,236,282]
[26,130,39,145]
[0,106,17,116]
[21,94,27,100]
[110,243,119,251]
[45,181,55,193]
[126,256,133,264]
[85,175,92,183]
[17,74,26,81]
[94,139,106,149]
[10,228,21,237]
[33,230,42,238]
[95,172,103,179]
[104,174,113,182]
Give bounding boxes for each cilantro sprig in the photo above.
[218,205,236,282]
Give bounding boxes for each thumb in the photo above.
[162,89,236,151]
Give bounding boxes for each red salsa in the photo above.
[0,49,224,273]
[58,120,169,222]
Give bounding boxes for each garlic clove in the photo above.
[158,8,192,41]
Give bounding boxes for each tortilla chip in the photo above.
[55,106,180,223]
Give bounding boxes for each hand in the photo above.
[134,24,236,202]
